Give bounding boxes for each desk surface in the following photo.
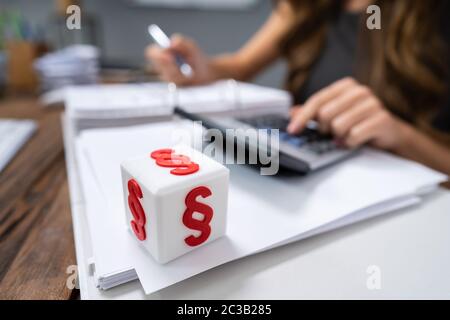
[1,97,449,300]
[0,98,77,300]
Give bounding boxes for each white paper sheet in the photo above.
[0,119,37,173]
[75,121,447,294]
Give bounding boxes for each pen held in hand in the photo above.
[148,24,193,78]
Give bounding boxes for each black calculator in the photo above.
[174,107,356,173]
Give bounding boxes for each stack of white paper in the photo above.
[45,80,291,130]
[34,45,99,92]
[72,120,446,294]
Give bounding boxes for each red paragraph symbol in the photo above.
[128,179,146,241]
[182,186,214,247]
[150,148,199,176]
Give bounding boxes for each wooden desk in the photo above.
[0,98,78,300]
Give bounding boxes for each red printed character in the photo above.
[150,148,199,175]
[182,186,214,247]
[127,179,146,241]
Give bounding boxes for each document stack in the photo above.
[48,80,292,130]
[59,80,447,298]
[66,120,446,296]
[34,45,99,92]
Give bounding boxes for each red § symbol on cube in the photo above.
[127,179,147,241]
[182,186,214,247]
[150,148,199,176]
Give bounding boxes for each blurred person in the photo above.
[146,0,450,175]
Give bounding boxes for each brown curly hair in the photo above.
[280,0,449,124]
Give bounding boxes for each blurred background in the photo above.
[0,0,286,97]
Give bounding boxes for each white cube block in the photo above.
[120,146,229,264]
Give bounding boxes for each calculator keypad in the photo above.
[238,115,339,155]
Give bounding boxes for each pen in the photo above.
[148,24,193,78]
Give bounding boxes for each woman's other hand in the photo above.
[287,77,412,151]
[146,34,213,86]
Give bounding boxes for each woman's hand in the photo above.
[146,34,213,86]
[287,77,412,151]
